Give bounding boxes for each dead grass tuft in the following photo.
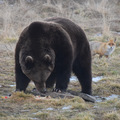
[115,100,120,109]
[93,80,120,96]
[33,112,49,119]
[4,37,17,43]
[71,112,95,120]
[103,111,120,120]
[9,91,34,103]
[71,102,90,110]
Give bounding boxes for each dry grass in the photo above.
[103,111,120,120]
[9,92,34,103]
[71,112,95,120]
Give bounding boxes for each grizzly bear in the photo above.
[15,17,92,95]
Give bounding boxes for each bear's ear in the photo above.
[25,56,34,69]
[44,54,51,64]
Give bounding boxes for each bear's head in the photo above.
[19,22,56,93]
[20,50,55,93]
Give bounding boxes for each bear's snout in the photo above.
[34,81,47,94]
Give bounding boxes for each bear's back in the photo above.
[46,17,88,55]
[45,17,85,41]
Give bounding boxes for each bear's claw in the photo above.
[52,88,66,93]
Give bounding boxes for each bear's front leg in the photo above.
[53,58,72,92]
[15,63,30,92]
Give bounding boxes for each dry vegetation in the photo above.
[0,0,120,120]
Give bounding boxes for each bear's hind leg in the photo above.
[73,57,92,95]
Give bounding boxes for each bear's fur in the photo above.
[15,17,92,95]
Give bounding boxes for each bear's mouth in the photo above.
[34,81,46,93]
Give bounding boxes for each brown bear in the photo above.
[15,17,92,95]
